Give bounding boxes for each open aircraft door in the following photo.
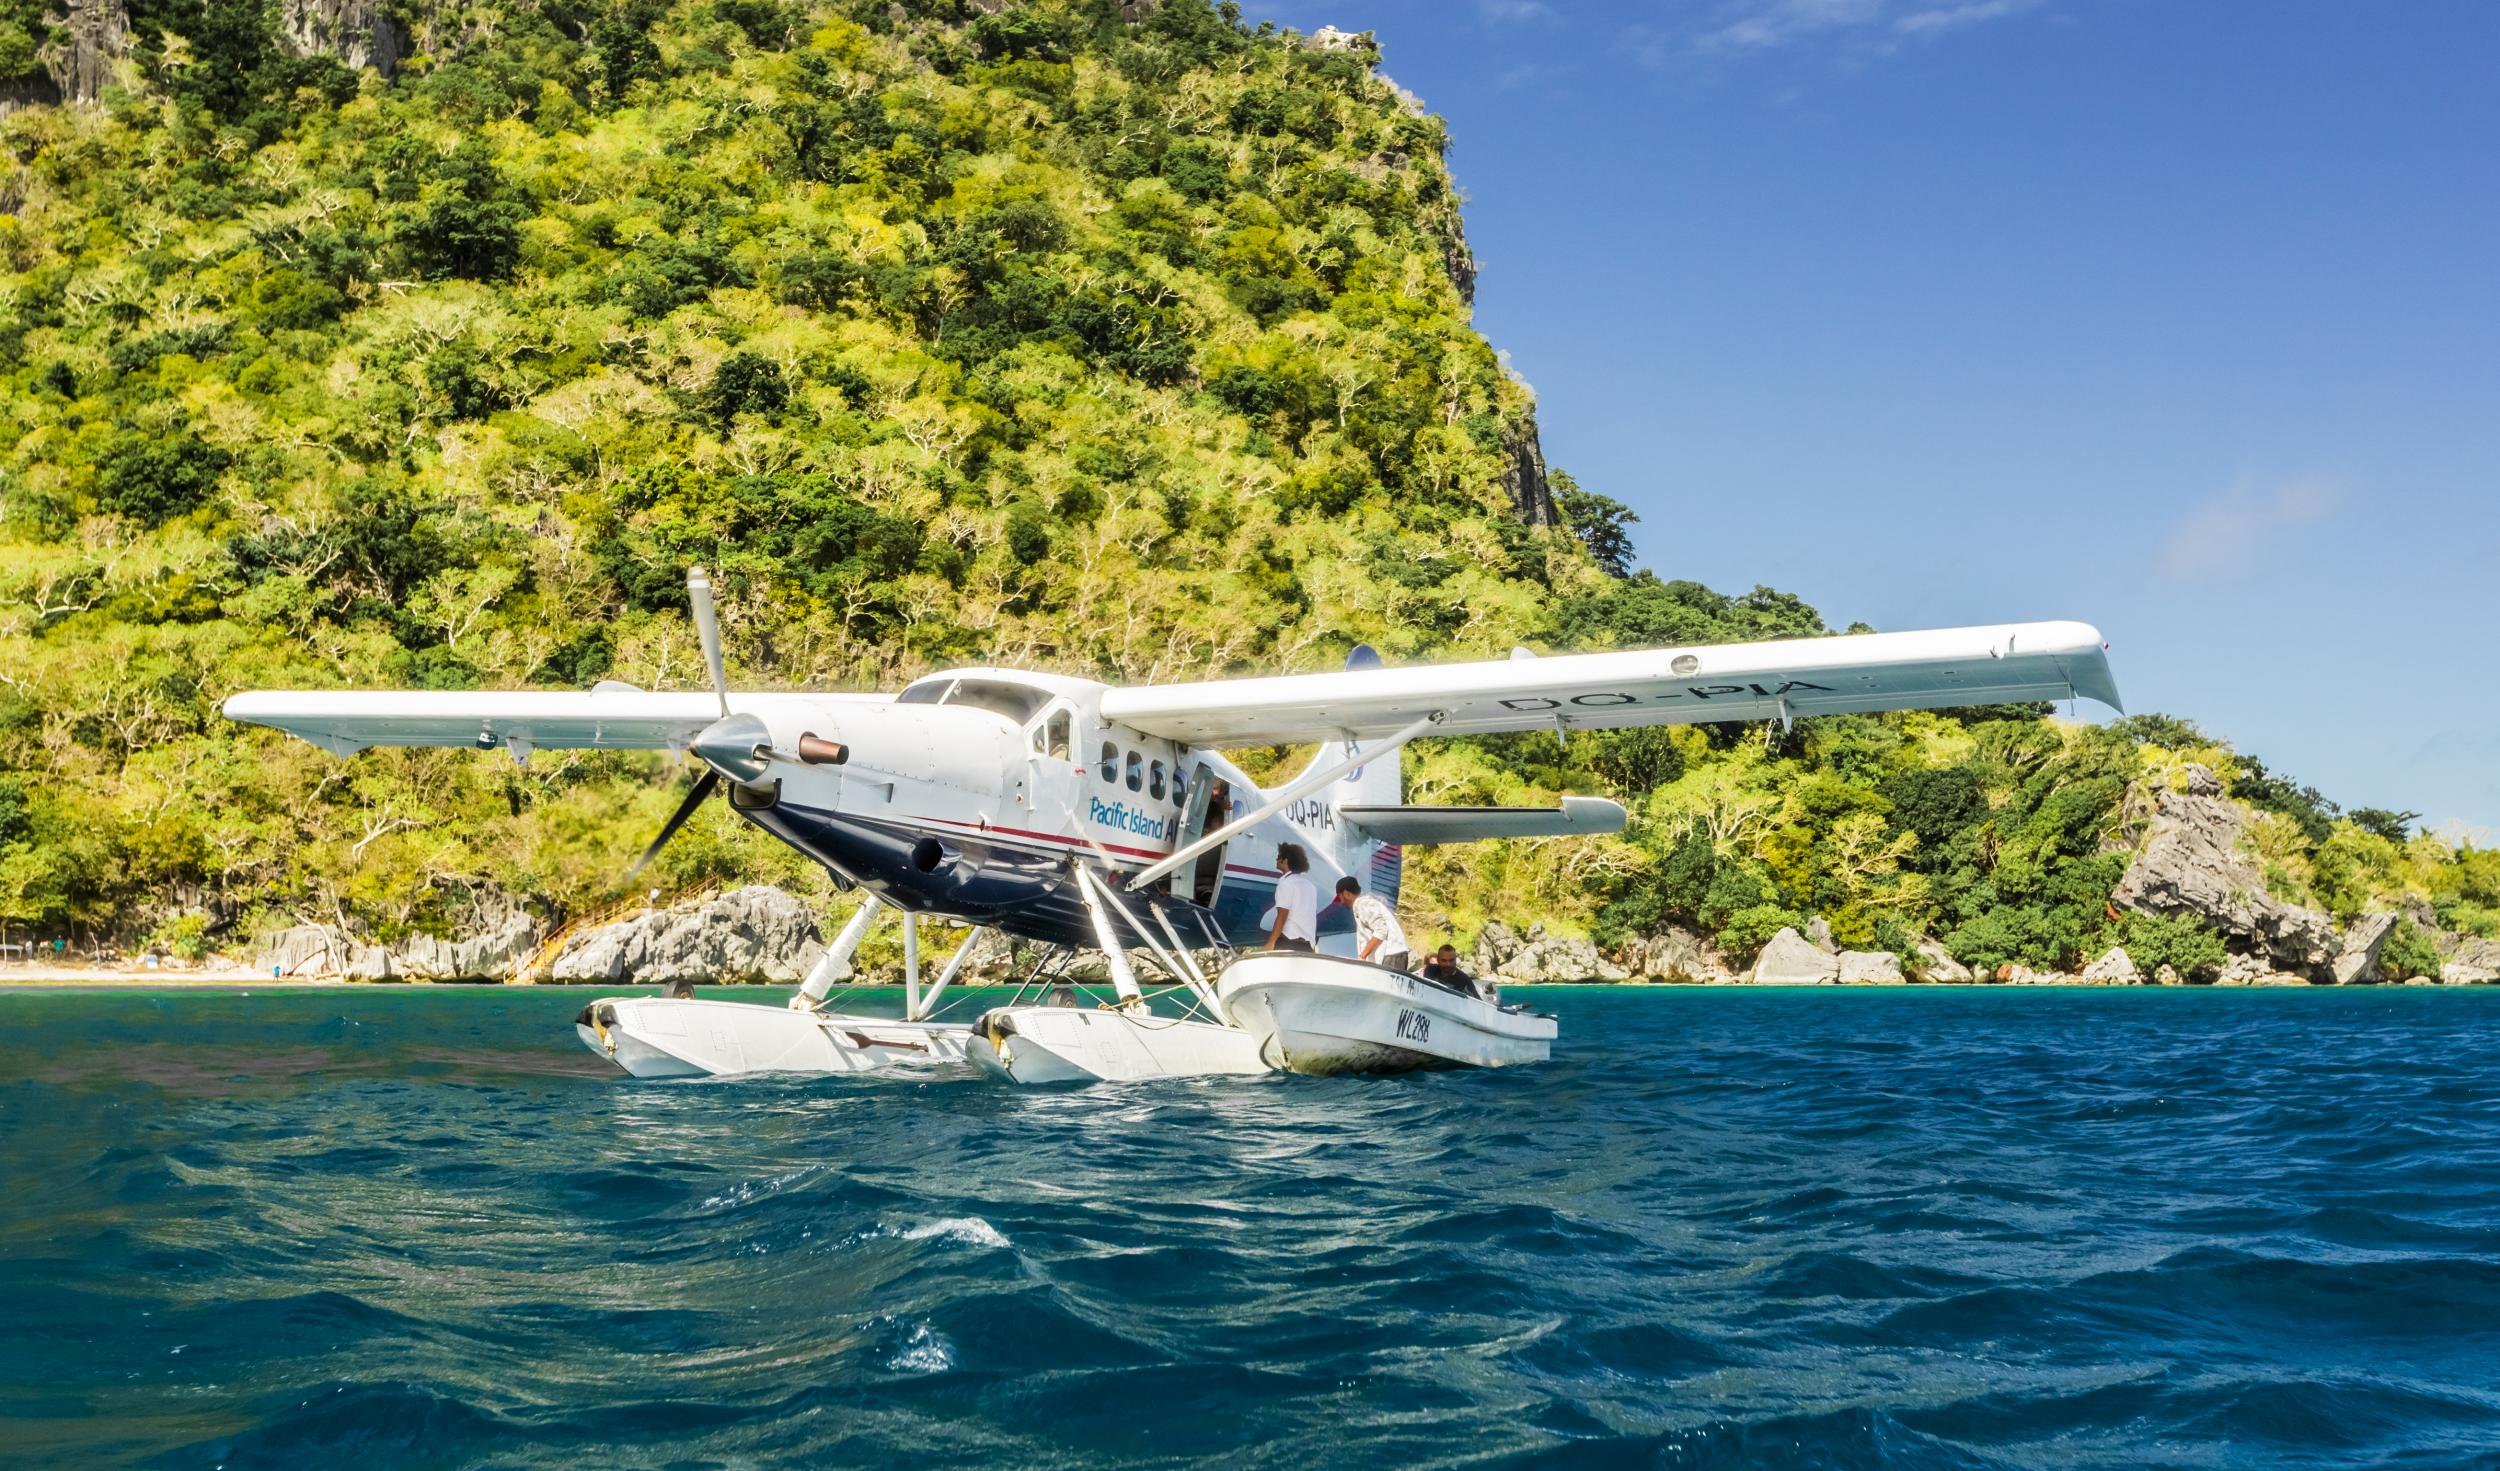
[1175,765,1230,910]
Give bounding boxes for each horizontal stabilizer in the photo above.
[1340,797,1627,844]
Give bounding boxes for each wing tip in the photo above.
[1559,795,1630,834]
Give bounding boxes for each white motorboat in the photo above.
[965,1001,1272,1084]
[1217,951,1556,1074]
[575,996,971,1078]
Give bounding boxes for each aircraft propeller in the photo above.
[627,769,720,881]
[624,566,749,883]
[621,566,860,884]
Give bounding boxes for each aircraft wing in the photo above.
[1340,798,1627,844]
[220,688,889,757]
[1099,621,2120,746]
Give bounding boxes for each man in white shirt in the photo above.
[1266,842,1319,952]
[1332,877,1411,973]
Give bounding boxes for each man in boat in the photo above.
[1265,842,1319,953]
[1418,944,1497,1002]
[1332,877,1412,974]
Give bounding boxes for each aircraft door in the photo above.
[1022,702,1078,823]
[1176,765,1230,910]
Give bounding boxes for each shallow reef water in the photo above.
[5,984,2500,1469]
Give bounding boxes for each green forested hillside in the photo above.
[0,0,2492,972]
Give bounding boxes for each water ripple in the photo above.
[4,985,2499,1467]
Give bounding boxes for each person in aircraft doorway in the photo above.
[1332,877,1412,974]
[1266,842,1319,952]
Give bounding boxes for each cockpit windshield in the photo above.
[895,677,1052,726]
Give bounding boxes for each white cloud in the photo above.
[1639,0,2044,60]
[2156,476,2345,581]
[1478,0,1558,22]
[1698,0,1884,51]
[1895,0,2040,35]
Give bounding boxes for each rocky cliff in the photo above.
[2111,765,2339,978]
[549,886,825,985]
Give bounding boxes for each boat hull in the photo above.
[1217,953,1556,1074]
[967,1004,1273,1084]
[574,997,971,1078]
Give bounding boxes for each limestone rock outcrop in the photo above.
[1914,939,1972,983]
[1836,950,1903,984]
[1471,921,1625,982]
[2081,947,2139,984]
[1497,418,1557,528]
[550,886,823,985]
[1615,925,1732,982]
[281,0,404,73]
[397,910,538,979]
[33,0,127,106]
[258,908,538,981]
[13,0,403,111]
[2332,912,2399,985]
[2440,936,2500,985]
[1751,928,1839,984]
[2111,765,2337,977]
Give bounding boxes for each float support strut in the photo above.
[795,894,883,1009]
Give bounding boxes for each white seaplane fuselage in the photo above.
[567,666,1420,1081]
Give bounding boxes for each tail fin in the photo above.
[1313,644,1403,808]
[1296,644,1405,907]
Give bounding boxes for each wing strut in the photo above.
[910,925,987,1022]
[1130,710,1444,891]
[1074,866,1146,1004]
[1076,867,1219,1013]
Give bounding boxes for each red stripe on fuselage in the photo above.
[876,811,1315,883]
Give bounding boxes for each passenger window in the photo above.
[1149,760,1166,800]
[1125,750,1143,791]
[1047,713,1071,761]
[1099,740,1118,781]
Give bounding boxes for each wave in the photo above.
[10,985,2500,1469]
[898,1216,1011,1248]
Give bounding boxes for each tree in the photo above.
[1553,472,1637,578]
[2346,807,2421,843]
[2380,921,2442,981]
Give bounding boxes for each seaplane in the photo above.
[223,569,2122,1083]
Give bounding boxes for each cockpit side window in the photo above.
[1046,712,1071,761]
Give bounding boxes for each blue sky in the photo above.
[1244,0,2500,835]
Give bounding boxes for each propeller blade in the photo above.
[688,566,730,717]
[626,769,720,882]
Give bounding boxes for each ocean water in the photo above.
[5,986,2500,1470]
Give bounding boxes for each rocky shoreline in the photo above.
[159,763,2497,990]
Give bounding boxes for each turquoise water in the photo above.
[5,985,2500,1468]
